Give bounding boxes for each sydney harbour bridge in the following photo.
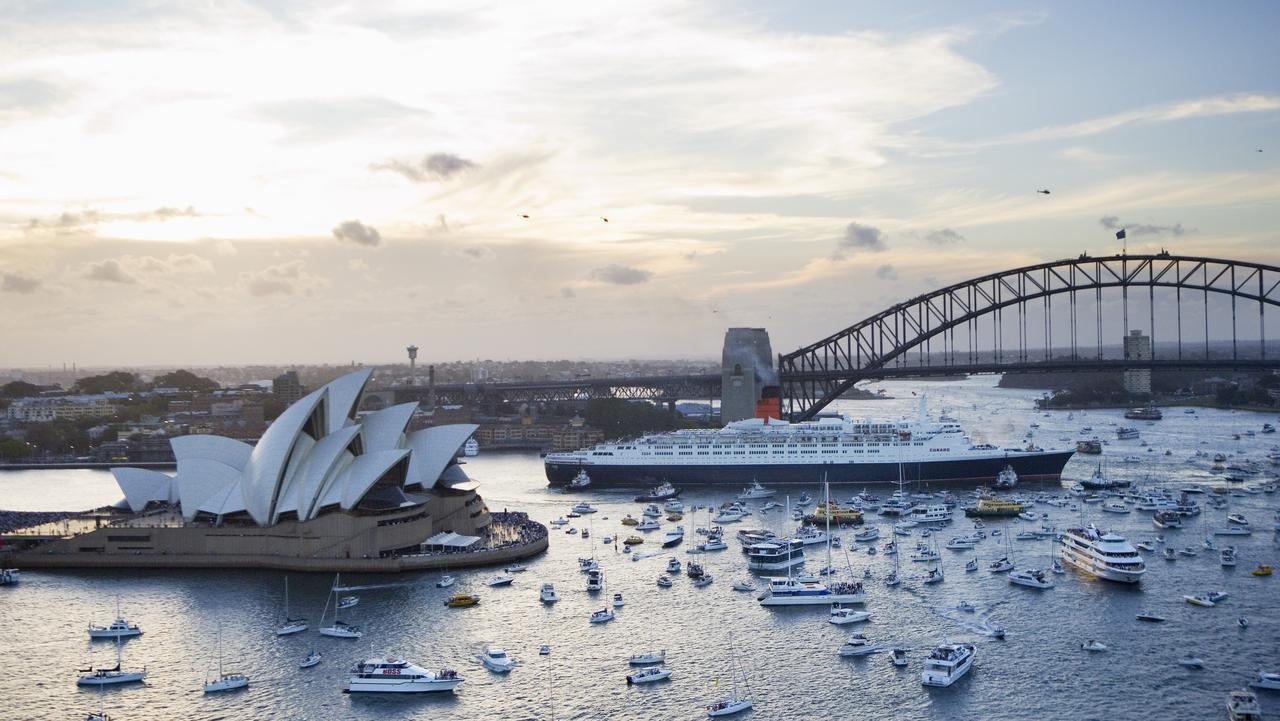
[380,253,1280,421]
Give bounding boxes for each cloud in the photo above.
[924,228,965,245]
[372,152,477,182]
[348,258,370,272]
[254,96,426,142]
[458,245,494,261]
[241,260,326,297]
[151,205,199,220]
[1099,215,1189,236]
[560,286,576,298]
[83,259,138,284]
[1,272,41,294]
[875,264,898,280]
[332,219,381,246]
[130,253,215,275]
[590,264,652,285]
[840,222,886,251]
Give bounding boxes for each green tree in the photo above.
[0,437,33,460]
[584,399,688,440]
[0,380,43,398]
[74,371,140,394]
[152,369,219,393]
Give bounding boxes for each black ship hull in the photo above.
[546,451,1075,488]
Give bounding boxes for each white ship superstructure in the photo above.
[1059,525,1146,584]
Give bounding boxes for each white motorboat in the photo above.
[1009,568,1055,589]
[0,568,18,585]
[838,633,880,657]
[77,638,146,686]
[662,526,685,548]
[636,518,661,531]
[745,539,805,572]
[571,502,597,514]
[957,601,975,613]
[853,527,880,543]
[1227,689,1263,721]
[737,480,776,500]
[944,536,977,550]
[701,537,729,551]
[486,575,515,587]
[579,557,600,572]
[920,642,974,686]
[628,650,666,665]
[1214,526,1252,536]
[1136,613,1167,622]
[300,649,322,669]
[276,577,308,636]
[1227,513,1249,526]
[1058,525,1145,584]
[829,605,871,624]
[436,575,456,588]
[505,563,529,573]
[890,648,909,667]
[1249,671,1280,690]
[480,646,515,673]
[712,508,748,524]
[88,601,142,639]
[343,657,462,694]
[758,577,865,606]
[539,583,559,604]
[1178,657,1204,669]
[910,545,940,563]
[657,576,673,588]
[589,608,615,624]
[336,595,359,609]
[731,579,755,592]
[626,666,672,684]
[643,504,662,518]
[539,645,551,655]
[550,517,569,527]
[694,574,714,587]
[1080,640,1108,652]
[203,627,249,693]
[1222,547,1238,567]
[666,557,682,574]
[586,569,604,592]
[613,592,625,608]
[665,500,685,513]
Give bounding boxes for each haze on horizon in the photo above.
[1,1,1277,368]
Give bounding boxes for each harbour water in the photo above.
[1,377,1277,720]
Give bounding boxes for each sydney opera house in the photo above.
[4,369,544,572]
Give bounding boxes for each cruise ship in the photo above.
[545,404,1074,489]
[1058,525,1146,584]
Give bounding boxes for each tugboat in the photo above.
[568,469,592,490]
[634,482,679,502]
[994,464,1018,489]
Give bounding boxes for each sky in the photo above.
[1,0,1278,368]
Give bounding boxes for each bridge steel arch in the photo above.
[779,253,1280,421]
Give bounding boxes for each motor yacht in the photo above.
[571,502,598,514]
[1058,525,1145,584]
[589,608,615,624]
[920,642,975,686]
[944,536,978,550]
[480,647,515,673]
[737,480,776,500]
[636,518,661,531]
[745,539,805,571]
[628,650,666,665]
[1222,547,1238,567]
[88,617,143,640]
[794,525,829,546]
[1227,689,1263,721]
[664,500,685,513]
[838,633,880,657]
[539,583,559,604]
[300,650,322,669]
[1178,657,1204,669]
[1009,568,1054,589]
[343,657,462,694]
[828,607,871,625]
[626,666,672,684]
[713,507,748,524]
[757,577,865,606]
[586,569,604,592]
[662,526,685,548]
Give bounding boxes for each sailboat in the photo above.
[203,626,249,693]
[85,678,110,721]
[758,477,864,605]
[318,573,363,638]
[77,636,146,686]
[276,576,308,636]
[923,537,944,584]
[706,634,753,717]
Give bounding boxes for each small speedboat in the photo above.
[1184,594,1217,607]
[890,648,908,667]
[1252,565,1273,576]
[1249,671,1280,690]
[1136,614,1167,623]
[731,580,755,592]
[436,575,456,588]
[612,592,625,608]
[1239,617,1250,628]
[957,601,976,613]
[539,583,559,604]
[299,649,322,669]
[486,575,515,587]
[694,575,714,588]
[336,596,359,609]
[1178,657,1205,669]
[1080,640,1108,652]
[505,563,529,573]
[666,558,681,574]
[656,576,673,588]
[626,666,672,684]
[445,594,480,608]
[838,633,879,657]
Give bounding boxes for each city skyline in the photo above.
[2,1,1278,366]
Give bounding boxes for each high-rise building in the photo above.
[720,328,776,423]
[1122,329,1152,395]
[272,370,304,405]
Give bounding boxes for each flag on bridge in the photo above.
[1115,228,1126,240]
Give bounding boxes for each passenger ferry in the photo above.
[545,402,1073,488]
[342,657,462,694]
[1058,525,1146,584]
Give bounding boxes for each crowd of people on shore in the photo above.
[0,510,73,534]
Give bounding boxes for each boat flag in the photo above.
[1115,228,1126,240]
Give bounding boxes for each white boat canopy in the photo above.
[423,532,481,549]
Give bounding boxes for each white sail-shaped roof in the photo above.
[406,424,478,489]
[112,467,177,512]
[108,369,482,527]
[241,385,328,525]
[360,402,417,452]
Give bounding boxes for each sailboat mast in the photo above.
[824,476,832,572]
[217,626,223,678]
[284,576,289,618]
